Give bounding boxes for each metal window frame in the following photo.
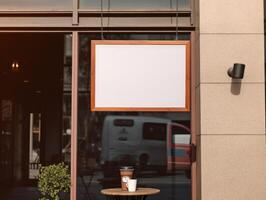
[0,29,197,200]
[71,31,78,200]
[0,0,194,28]
[73,31,198,200]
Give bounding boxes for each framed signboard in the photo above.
[91,40,190,112]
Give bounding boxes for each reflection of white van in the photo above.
[101,115,191,174]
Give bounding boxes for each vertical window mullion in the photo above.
[71,31,79,200]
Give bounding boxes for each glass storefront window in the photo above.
[0,0,72,11]
[77,33,191,200]
[79,0,190,11]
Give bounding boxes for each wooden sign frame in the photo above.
[91,40,190,112]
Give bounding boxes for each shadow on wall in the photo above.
[230,79,242,95]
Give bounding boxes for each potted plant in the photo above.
[38,163,71,200]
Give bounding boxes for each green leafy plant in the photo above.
[38,163,71,200]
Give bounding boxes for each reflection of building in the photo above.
[0,1,265,200]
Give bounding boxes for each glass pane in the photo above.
[0,0,72,11]
[80,0,190,11]
[77,33,191,200]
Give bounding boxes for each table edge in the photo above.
[101,187,160,196]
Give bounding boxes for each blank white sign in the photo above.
[91,40,190,111]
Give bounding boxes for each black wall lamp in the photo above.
[227,63,245,79]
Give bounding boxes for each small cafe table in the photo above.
[101,187,160,200]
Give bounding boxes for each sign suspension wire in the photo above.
[170,0,173,24]
[107,0,110,32]
[176,0,179,40]
[100,0,104,40]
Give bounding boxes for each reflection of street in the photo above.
[77,171,191,200]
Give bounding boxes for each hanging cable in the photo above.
[170,0,173,24]
[100,0,104,40]
[175,0,179,40]
[107,0,110,30]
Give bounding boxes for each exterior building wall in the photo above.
[0,1,265,200]
[198,0,266,200]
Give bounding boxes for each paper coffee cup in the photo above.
[120,166,134,191]
[127,179,137,192]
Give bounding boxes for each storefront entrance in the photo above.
[0,32,195,200]
[0,33,70,199]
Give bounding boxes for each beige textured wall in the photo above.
[198,0,266,200]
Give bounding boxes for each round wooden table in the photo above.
[101,187,160,200]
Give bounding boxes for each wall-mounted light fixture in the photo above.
[11,60,20,72]
[227,63,245,79]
